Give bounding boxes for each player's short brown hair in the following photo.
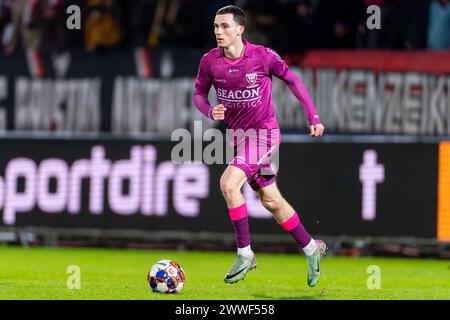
[216,5,246,27]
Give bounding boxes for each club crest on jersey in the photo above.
[246,73,257,86]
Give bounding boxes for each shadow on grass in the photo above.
[252,288,328,300]
[0,282,15,286]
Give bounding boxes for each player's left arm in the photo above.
[268,49,324,137]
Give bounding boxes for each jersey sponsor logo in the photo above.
[245,73,257,86]
[216,87,260,101]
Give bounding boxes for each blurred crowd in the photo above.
[0,0,448,54]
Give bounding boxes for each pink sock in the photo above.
[279,212,312,248]
[229,203,251,248]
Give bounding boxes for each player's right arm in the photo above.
[193,54,226,121]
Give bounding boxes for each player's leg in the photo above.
[255,183,313,249]
[255,183,327,287]
[220,165,257,283]
[220,164,247,208]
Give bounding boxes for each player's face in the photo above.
[214,14,244,48]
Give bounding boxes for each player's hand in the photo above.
[211,104,226,120]
[310,124,325,137]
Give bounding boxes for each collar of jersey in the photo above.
[216,39,253,58]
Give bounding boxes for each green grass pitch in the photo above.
[0,246,449,300]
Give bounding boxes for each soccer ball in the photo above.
[147,259,186,293]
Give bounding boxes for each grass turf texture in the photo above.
[0,246,449,300]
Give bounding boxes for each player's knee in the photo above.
[262,197,283,212]
[220,178,239,200]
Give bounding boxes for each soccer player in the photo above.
[193,5,327,287]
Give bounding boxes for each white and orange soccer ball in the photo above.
[147,260,186,293]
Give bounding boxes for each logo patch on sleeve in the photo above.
[266,48,283,63]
